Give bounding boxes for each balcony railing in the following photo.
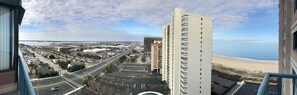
[257,73,297,95]
[18,50,36,95]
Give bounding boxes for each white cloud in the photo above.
[20,26,147,41]
[20,0,278,41]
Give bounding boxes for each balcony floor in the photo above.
[0,83,17,95]
[2,91,17,95]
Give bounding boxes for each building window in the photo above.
[294,32,297,50]
[0,6,14,71]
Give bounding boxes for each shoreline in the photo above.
[214,55,278,63]
[212,55,278,73]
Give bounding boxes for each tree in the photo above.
[82,79,90,87]
[132,50,138,53]
[48,55,55,59]
[48,70,59,76]
[141,56,146,63]
[28,64,38,75]
[83,75,93,87]
[66,60,71,64]
[130,56,138,62]
[104,64,113,73]
[77,53,82,56]
[57,60,71,69]
[119,56,127,63]
[28,64,37,69]
[146,64,151,72]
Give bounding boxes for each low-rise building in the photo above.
[83,48,111,54]
[27,58,40,65]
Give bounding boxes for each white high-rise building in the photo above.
[162,8,213,95]
[162,24,170,82]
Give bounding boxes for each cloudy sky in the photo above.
[19,0,278,41]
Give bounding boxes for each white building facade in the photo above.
[162,8,213,95]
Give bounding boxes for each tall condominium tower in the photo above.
[162,8,213,95]
[162,24,170,82]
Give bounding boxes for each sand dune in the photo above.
[212,56,278,73]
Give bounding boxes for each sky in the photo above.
[19,0,279,42]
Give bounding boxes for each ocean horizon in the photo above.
[20,39,279,62]
[213,39,278,62]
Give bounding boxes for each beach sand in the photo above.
[212,56,278,73]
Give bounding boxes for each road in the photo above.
[28,47,134,95]
[26,48,67,74]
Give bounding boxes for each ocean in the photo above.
[20,40,279,61]
[213,40,278,61]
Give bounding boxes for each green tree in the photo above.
[28,64,37,69]
[48,55,55,59]
[130,56,138,62]
[104,64,113,73]
[119,56,127,63]
[132,50,138,53]
[66,60,71,64]
[48,70,59,76]
[57,60,71,69]
[77,53,82,56]
[82,75,93,86]
[82,79,89,87]
[141,56,146,63]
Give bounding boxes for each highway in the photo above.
[30,47,134,95]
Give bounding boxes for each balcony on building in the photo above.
[257,73,297,95]
[0,0,34,95]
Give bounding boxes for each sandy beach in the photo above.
[212,56,278,73]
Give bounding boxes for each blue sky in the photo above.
[19,0,278,41]
[110,20,162,36]
[214,9,278,41]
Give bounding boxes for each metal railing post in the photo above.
[277,77,282,95]
[258,73,297,95]
[257,73,270,95]
[293,79,296,95]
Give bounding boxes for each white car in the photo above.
[50,87,58,91]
